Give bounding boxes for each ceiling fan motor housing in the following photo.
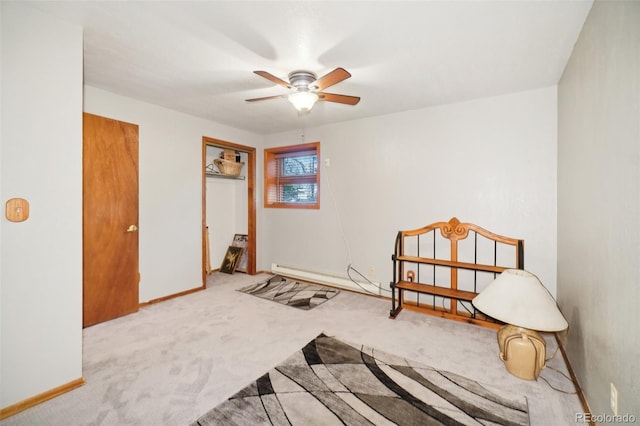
[288,70,317,91]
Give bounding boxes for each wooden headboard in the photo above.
[389,217,524,328]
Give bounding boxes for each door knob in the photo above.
[126,224,138,233]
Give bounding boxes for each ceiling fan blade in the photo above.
[245,94,288,102]
[311,68,351,91]
[253,71,291,88]
[318,92,361,105]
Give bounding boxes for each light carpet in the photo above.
[192,333,529,426]
[238,275,340,310]
[0,272,581,426]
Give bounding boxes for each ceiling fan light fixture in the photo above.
[288,91,319,112]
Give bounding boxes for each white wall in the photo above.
[206,177,244,269]
[1,2,83,408]
[84,86,262,301]
[558,0,640,417]
[264,86,558,296]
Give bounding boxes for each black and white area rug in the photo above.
[191,333,529,426]
[238,275,340,310]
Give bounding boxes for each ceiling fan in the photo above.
[246,68,360,112]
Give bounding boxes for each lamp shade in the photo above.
[288,91,318,111]
[472,269,568,332]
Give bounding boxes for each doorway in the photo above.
[202,137,256,284]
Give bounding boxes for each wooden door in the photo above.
[83,113,139,327]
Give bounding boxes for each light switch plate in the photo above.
[6,198,29,222]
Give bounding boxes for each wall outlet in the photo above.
[610,382,618,416]
[368,265,375,277]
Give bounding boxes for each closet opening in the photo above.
[202,137,256,285]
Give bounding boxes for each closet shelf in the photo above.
[205,172,245,180]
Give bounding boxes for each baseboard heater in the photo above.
[271,263,381,296]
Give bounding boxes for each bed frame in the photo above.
[389,217,524,329]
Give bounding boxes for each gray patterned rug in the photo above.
[237,275,339,310]
[191,333,529,426]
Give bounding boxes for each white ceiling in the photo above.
[29,1,593,135]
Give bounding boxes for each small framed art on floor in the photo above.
[231,233,248,273]
[220,245,243,274]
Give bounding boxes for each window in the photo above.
[264,142,320,209]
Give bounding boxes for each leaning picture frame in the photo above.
[231,234,249,273]
[220,245,244,274]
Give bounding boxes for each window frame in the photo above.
[263,141,320,209]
